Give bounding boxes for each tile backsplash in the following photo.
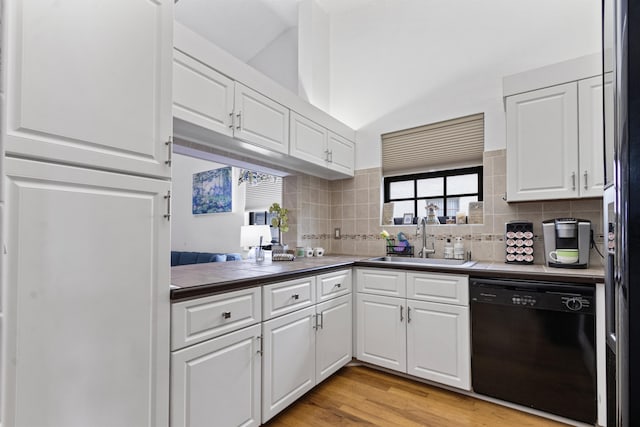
[283,149,604,265]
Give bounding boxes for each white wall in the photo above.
[298,0,331,111]
[328,0,602,169]
[171,153,245,254]
[248,26,299,94]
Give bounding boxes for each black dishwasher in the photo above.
[470,278,596,424]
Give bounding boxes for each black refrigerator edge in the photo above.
[603,0,639,425]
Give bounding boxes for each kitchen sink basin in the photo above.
[366,256,477,268]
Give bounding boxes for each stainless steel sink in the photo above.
[366,256,477,268]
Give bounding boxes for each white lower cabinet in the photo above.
[316,294,353,383]
[406,300,470,390]
[262,306,316,423]
[356,268,471,391]
[171,324,262,427]
[356,293,407,372]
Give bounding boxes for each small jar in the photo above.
[296,246,305,257]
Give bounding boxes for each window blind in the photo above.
[245,178,283,211]
[381,113,484,175]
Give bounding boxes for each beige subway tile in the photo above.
[493,175,506,195]
[343,189,355,205]
[368,172,382,189]
[342,219,356,234]
[355,174,368,190]
[369,204,381,220]
[516,201,544,214]
[571,198,603,212]
[356,204,369,221]
[493,194,519,215]
[355,189,368,204]
[355,219,368,234]
[483,178,494,197]
[492,155,506,176]
[542,201,571,213]
[343,204,356,219]
[484,149,505,158]
[330,240,343,255]
[331,191,343,206]
[343,177,356,191]
[341,240,356,255]
[331,205,343,220]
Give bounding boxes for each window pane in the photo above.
[447,196,478,217]
[389,180,414,199]
[417,177,444,197]
[392,200,414,219]
[418,198,444,218]
[447,174,478,195]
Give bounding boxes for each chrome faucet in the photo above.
[416,217,435,258]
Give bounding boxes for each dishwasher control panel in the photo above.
[470,279,595,315]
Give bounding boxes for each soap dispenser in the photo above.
[454,236,465,260]
[444,238,454,259]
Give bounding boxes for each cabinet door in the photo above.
[234,83,289,154]
[173,50,234,137]
[316,294,353,383]
[578,76,606,198]
[4,157,170,427]
[356,293,406,372]
[4,0,173,178]
[171,324,261,427]
[327,132,355,176]
[506,82,579,201]
[407,300,470,390]
[262,306,316,422]
[356,268,407,298]
[289,112,328,167]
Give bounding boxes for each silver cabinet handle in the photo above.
[256,336,262,355]
[400,305,404,322]
[292,294,299,300]
[236,111,242,130]
[571,172,576,191]
[319,312,324,329]
[228,112,234,129]
[328,150,333,163]
[313,313,319,329]
[584,170,588,190]
[163,191,171,220]
[165,137,173,166]
[222,311,231,319]
[324,149,329,162]
[407,306,412,323]
[334,283,342,288]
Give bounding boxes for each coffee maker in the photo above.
[542,218,591,268]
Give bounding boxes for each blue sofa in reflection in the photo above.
[171,251,242,266]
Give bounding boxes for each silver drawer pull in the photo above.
[292,294,299,300]
[222,311,231,319]
[334,283,342,288]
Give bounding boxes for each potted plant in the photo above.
[269,202,289,250]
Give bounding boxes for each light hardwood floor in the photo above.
[263,365,568,426]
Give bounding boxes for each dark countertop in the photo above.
[171,255,605,302]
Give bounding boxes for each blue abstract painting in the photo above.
[192,167,232,214]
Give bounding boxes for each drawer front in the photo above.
[263,276,316,320]
[316,269,352,302]
[356,268,406,298]
[171,287,261,350]
[406,272,469,306]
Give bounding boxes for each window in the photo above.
[383,166,483,221]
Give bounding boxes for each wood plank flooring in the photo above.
[263,365,568,427]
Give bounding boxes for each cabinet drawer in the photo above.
[406,272,469,306]
[171,287,261,350]
[356,268,406,298]
[316,269,352,302]
[263,276,316,320]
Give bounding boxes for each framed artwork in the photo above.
[403,213,413,224]
[192,167,232,214]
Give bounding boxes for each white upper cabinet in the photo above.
[290,112,329,164]
[504,54,604,201]
[234,83,290,154]
[506,82,579,201]
[578,75,607,197]
[4,0,173,179]
[327,131,355,175]
[290,113,355,176]
[173,51,234,137]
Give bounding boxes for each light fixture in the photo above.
[238,169,279,186]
